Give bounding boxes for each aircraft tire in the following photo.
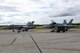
[66,29,68,31]
[17,30,20,33]
[62,27,66,32]
[56,29,60,32]
[22,30,25,32]
[63,30,65,32]
[25,29,28,31]
[56,27,60,33]
[12,30,15,32]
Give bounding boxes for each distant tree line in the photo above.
[72,23,80,25]
[72,23,80,28]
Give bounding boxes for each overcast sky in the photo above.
[0,0,80,25]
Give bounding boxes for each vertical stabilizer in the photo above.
[63,20,67,25]
[27,22,31,25]
[68,19,73,25]
[27,21,34,26]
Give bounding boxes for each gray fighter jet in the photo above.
[43,19,73,32]
[0,21,36,33]
[12,21,36,33]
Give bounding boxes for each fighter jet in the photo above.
[12,21,36,33]
[43,19,73,33]
[0,21,36,33]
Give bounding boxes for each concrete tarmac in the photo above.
[0,29,80,53]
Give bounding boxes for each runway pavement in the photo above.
[0,29,80,53]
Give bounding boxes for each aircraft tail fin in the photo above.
[30,21,34,26]
[63,20,67,25]
[27,21,34,26]
[68,19,73,25]
[27,22,31,25]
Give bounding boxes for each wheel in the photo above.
[63,30,65,32]
[12,30,15,32]
[57,30,60,33]
[66,29,68,31]
[17,30,20,33]
[56,27,60,33]
[25,29,28,31]
[22,30,25,31]
[56,28,60,33]
[62,27,66,32]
